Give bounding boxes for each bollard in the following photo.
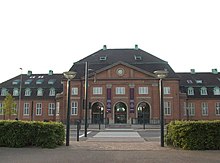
[76,120,80,141]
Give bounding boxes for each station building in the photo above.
[1,45,220,124]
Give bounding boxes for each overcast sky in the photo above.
[0,0,220,83]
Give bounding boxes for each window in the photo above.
[71,101,78,115]
[134,55,142,61]
[164,87,171,94]
[13,88,19,96]
[196,80,203,84]
[138,87,148,94]
[36,103,42,116]
[72,87,78,95]
[187,87,194,95]
[0,103,3,115]
[25,79,32,85]
[188,103,195,116]
[1,88,7,96]
[49,88,55,96]
[48,79,56,85]
[200,87,207,95]
[24,103,30,116]
[36,79,44,84]
[48,103,55,116]
[37,88,43,96]
[56,102,60,116]
[12,104,17,115]
[25,88,31,96]
[214,87,220,95]
[12,79,20,85]
[187,80,193,84]
[116,87,125,95]
[99,56,107,61]
[216,102,220,115]
[93,87,102,95]
[164,101,171,115]
[201,102,208,116]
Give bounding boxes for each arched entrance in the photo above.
[91,102,104,124]
[114,102,127,124]
[137,102,150,124]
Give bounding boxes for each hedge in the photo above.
[0,120,65,148]
[165,120,220,150]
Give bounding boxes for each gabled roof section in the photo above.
[70,48,178,79]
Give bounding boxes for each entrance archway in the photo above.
[114,102,127,124]
[137,102,150,124]
[91,102,104,124]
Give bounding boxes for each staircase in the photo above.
[107,124,131,129]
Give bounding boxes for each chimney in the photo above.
[190,69,195,74]
[27,70,32,76]
[212,68,218,74]
[49,70,53,75]
[103,45,107,50]
[135,44,138,50]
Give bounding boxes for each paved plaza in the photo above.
[1,127,220,163]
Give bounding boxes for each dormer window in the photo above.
[13,88,19,96]
[25,79,32,85]
[1,88,7,96]
[36,79,44,84]
[38,76,44,78]
[187,80,193,84]
[187,87,194,95]
[37,88,43,96]
[99,56,107,61]
[200,87,207,95]
[12,80,20,85]
[49,88,55,96]
[134,55,142,61]
[196,80,203,84]
[48,79,56,85]
[214,87,220,95]
[25,88,31,96]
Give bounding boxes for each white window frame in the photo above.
[25,88,31,96]
[138,87,148,94]
[163,87,171,95]
[187,87,194,95]
[56,102,60,116]
[13,88,19,96]
[12,104,17,115]
[71,101,78,115]
[214,87,220,95]
[116,87,125,95]
[216,102,220,115]
[1,88,7,96]
[93,87,102,95]
[36,103,42,116]
[188,102,195,116]
[49,88,55,96]
[201,102,208,116]
[71,87,78,95]
[200,87,207,95]
[37,88,43,96]
[48,103,55,116]
[24,103,30,116]
[164,101,171,115]
[0,103,3,115]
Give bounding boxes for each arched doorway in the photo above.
[91,102,104,124]
[114,102,127,124]
[137,102,150,124]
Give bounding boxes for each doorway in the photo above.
[137,102,150,124]
[114,102,127,124]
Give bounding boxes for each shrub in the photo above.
[0,120,65,148]
[165,120,220,150]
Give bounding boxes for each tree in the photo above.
[2,93,17,120]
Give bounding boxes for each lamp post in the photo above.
[18,68,22,120]
[98,106,103,130]
[154,70,168,147]
[63,71,77,146]
[84,61,89,137]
